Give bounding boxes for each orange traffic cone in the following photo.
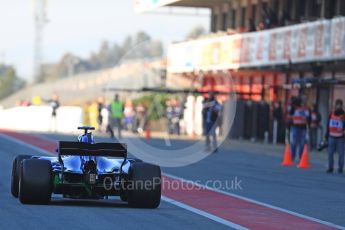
[282,143,294,166]
[297,144,310,169]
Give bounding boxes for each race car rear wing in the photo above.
[58,141,127,158]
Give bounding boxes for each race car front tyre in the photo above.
[128,162,161,208]
[11,155,31,198]
[19,159,52,204]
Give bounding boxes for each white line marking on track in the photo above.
[161,196,248,230]
[163,173,345,230]
[1,133,344,229]
[1,133,246,229]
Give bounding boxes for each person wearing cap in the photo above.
[289,97,310,161]
[325,99,345,174]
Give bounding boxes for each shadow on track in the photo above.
[49,198,129,209]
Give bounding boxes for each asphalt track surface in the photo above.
[1,130,345,230]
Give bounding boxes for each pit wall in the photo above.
[0,106,83,133]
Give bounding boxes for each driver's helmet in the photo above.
[78,133,95,161]
[78,133,94,144]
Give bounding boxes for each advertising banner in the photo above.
[167,18,343,73]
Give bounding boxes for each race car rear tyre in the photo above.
[128,163,161,208]
[11,155,31,198]
[19,159,52,204]
[120,191,128,202]
[120,158,143,202]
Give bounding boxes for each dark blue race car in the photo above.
[11,126,161,208]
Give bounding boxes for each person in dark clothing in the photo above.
[50,94,60,117]
[172,99,182,136]
[202,92,221,152]
[324,99,345,174]
[289,97,310,160]
[166,100,174,134]
[309,104,322,151]
[97,97,104,132]
[48,94,60,132]
[284,98,294,142]
[272,101,283,144]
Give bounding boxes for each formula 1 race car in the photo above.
[11,126,161,208]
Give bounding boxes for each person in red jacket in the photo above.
[325,99,345,173]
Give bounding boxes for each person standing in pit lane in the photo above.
[324,99,345,174]
[309,104,322,151]
[109,94,124,140]
[171,99,182,136]
[272,101,283,144]
[289,96,310,161]
[48,94,60,132]
[124,99,135,132]
[97,96,105,132]
[202,92,222,153]
[103,103,114,138]
[166,100,174,134]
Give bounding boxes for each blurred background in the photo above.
[1,0,345,147]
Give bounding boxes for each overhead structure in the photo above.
[134,0,223,14]
[33,0,48,82]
